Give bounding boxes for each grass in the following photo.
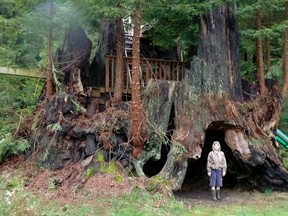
[1,169,288,216]
[191,205,288,216]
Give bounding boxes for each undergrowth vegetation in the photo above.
[0,75,44,162]
[279,93,288,135]
[278,93,288,168]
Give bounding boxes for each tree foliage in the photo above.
[0,0,43,67]
[236,0,287,81]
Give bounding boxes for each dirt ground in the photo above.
[175,189,261,207]
[1,155,288,208]
[175,188,288,210]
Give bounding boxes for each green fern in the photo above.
[0,133,29,162]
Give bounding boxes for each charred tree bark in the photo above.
[58,26,92,95]
[89,21,116,87]
[195,3,242,100]
[112,17,124,103]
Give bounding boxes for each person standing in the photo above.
[207,141,227,201]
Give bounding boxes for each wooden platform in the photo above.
[105,55,186,93]
[0,56,186,102]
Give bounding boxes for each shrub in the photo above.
[0,133,29,162]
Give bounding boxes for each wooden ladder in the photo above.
[124,30,133,90]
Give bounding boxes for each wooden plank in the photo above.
[167,62,171,80]
[163,63,167,80]
[91,89,101,98]
[111,57,115,91]
[105,57,110,92]
[0,66,46,79]
[99,87,106,93]
[125,58,129,89]
[145,63,150,85]
[172,62,175,80]
[154,61,158,79]
[176,63,180,81]
[107,55,182,63]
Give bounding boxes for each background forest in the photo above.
[2,0,288,162]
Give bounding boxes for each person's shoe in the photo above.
[211,190,217,201]
[216,190,221,201]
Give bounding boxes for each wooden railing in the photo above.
[105,55,187,93]
[0,66,46,79]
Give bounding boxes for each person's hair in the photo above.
[212,141,221,150]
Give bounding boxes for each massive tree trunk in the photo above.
[192,4,243,100]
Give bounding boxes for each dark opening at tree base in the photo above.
[143,143,170,177]
[142,103,175,177]
[181,122,249,191]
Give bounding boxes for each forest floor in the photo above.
[1,155,288,212]
[174,188,279,207]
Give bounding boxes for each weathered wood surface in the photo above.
[105,55,186,94]
[58,26,92,95]
[133,79,177,176]
[0,66,46,79]
[195,3,242,100]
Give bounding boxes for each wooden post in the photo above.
[111,56,115,92]
[105,56,110,92]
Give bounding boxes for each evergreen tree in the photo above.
[237,0,287,84]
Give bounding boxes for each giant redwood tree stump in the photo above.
[28,3,288,192]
